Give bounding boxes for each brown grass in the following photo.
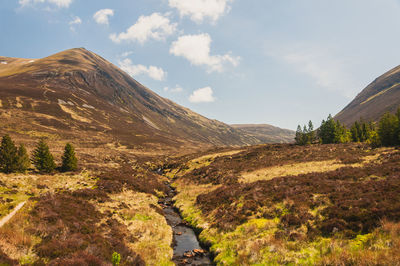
[240,153,384,183]
[0,201,39,264]
[95,189,174,265]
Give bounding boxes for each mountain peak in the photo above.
[0,48,268,152]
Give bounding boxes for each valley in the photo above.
[163,144,400,265]
[0,47,400,265]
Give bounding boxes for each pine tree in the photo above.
[32,139,55,173]
[378,112,399,146]
[350,121,360,142]
[17,144,30,172]
[307,120,315,144]
[0,135,18,173]
[319,115,337,144]
[295,125,303,145]
[302,125,308,144]
[61,143,77,172]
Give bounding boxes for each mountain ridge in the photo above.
[231,124,294,143]
[0,48,265,153]
[335,64,400,126]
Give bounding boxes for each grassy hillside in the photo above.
[0,143,175,265]
[0,48,262,155]
[164,143,400,265]
[335,65,400,126]
[231,124,295,143]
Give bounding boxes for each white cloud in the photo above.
[164,86,183,93]
[19,0,72,8]
[120,51,133,58]
[93,9,114,25]
[118,58,166,81]
[189,87,216,103]
[69,16,81,31]
[169,0,232,23]
[170,33,239,72]
[69,16,81,25]
[110,13,177,44]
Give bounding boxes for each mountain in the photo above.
[0,48,263,152]
[335,65,400,126]
[231,124,295,143]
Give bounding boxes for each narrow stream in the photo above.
[158,175,213,265]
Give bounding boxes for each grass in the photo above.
[0,170,98,219]
[173,179,218,229]
[166,143,400,265]
[0,201,40,264]
[240,153,384,183]
[96,189,174,266]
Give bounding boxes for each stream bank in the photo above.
[158,180,214,265]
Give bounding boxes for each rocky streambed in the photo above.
[159,183,213,265]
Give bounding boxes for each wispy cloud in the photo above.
[69,16,81,31]
[169,0,232,24]
[164,86,183,93]
[266,43,359,98]
[19,0,73,8]
[93,9,114,25]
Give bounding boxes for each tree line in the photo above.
[296,107,400,147]
[0,135,78,174]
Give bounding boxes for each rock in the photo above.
[184,251,194,258]
[193,249,206,255]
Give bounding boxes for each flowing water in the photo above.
[159,181,213,265]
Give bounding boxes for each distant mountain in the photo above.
[230,124,295,143]
[0,48,262,151]
[335,65,400,126]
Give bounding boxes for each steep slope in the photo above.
[335,65,400,126]
[230,124,294,143]
[0,48,261,152]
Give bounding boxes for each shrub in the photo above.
[32,139,55,173]
[61,143,78,172]
[112,252,121,266]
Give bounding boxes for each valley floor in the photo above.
[164,143,400,265]
[0,143,400,265]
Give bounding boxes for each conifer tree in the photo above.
[302,125,308,144]
[61,143,77,172]
[350,121,360,142]
[32,139,55,173]
[295,125,303,145]
[0,135,18,173]
[319,115,337,144]
[17,144,30,172]
[307,120,315,144]
[378,112,399,146]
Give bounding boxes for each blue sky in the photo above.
[2,0,400,130]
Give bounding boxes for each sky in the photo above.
[2,0,400,130]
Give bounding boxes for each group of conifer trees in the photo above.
[296,107,400,147]
[0,135,77,174]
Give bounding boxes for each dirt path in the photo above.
[0,201,26,228]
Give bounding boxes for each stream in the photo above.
[158,177,214,265]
